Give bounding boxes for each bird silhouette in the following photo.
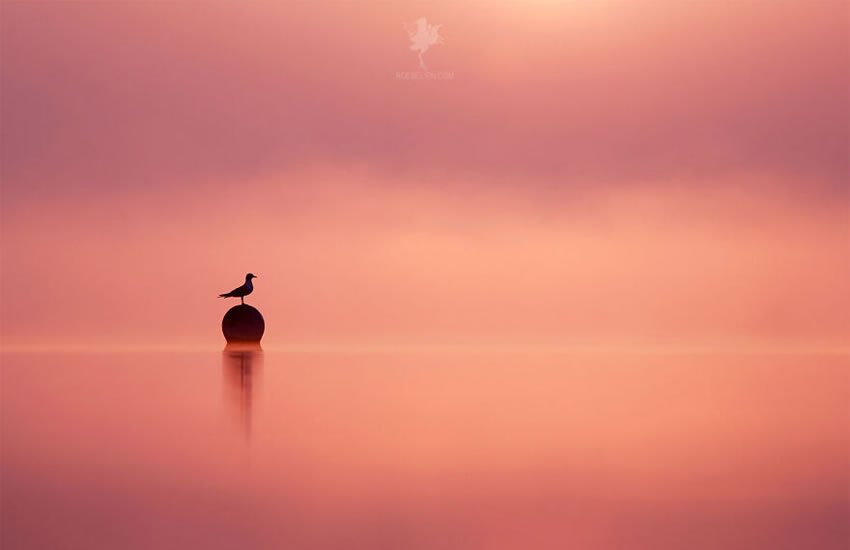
[219,273,257,305]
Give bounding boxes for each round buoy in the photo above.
[222,304,264,344]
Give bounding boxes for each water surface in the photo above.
[1,351,847,549]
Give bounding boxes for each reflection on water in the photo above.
[222,348,263,439]
[0,351,847,549]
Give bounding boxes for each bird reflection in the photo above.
[222,345,263,440]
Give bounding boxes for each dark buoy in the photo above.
[222,304,264,345]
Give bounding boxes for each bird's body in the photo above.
[219,273,257,305]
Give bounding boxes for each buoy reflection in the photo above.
[222,345,263,440]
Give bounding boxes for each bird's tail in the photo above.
[218,293,230,298]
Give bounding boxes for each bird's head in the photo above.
[246,273,257,280]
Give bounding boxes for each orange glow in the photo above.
[1,172,847,350]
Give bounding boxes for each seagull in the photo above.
[219,273,257,305]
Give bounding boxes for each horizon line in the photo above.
[1,344,848,355]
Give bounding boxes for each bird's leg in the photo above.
[241,297,244,305]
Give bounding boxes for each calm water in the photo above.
[1,351,847,549]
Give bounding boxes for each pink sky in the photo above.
[1,0,847,349]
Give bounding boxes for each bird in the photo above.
[219,273,257,305]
